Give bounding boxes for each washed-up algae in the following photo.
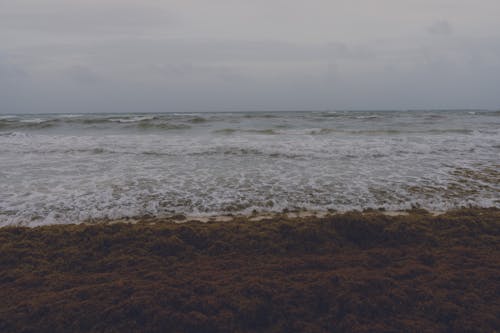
[0,208,499,332]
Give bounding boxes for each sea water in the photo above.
[0,110,498,226]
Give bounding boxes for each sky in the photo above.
[1,0,499,113]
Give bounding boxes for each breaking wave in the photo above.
[0,110,498,226]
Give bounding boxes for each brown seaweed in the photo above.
[0,208,499,332]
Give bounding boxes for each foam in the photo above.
[109,116,156,123]
[19,118,49,123]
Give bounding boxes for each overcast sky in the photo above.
[1,0,499,113]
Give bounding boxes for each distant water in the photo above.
[0,110,499,226]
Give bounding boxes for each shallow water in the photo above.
[0,110,499,226]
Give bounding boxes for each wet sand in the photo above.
[98,209,421,225]
[0,208,499,332]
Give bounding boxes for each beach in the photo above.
[1,111,499,331]
[3,0,500,330]
[1,208,499,332]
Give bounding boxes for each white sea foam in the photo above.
[19,118,49,123]
[109,116,156,123]
[58,114,83,118]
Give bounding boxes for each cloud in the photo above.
[66,65,100,85]
[0,0,174,36]
[0,55,28,81]
[1,1,500,112]
[0,62,26,79]
[428,20,453,35]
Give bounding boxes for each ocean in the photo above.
[0,110,498,226]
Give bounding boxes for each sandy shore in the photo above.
[1,208,499,332]
[99,208,443,226]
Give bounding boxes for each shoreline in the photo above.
[1,206,487,228]
[29,207,453,228]
[79,207,458,227]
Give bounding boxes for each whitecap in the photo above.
[20,118,49,124]
[109,116,156,123]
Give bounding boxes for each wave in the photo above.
[0,112,494,137]
[187,116,208,124]
[0,131,31,138]
[213,128,278,135]
[58,114,83,118]
[0,119,59,130]
[353,115,379,120]
[187,146,303,159]
[0,142,307,159]
[0,116,194,131]
[73,118,113,125]
[135,122,191,130]
[19,118,51,124]
[313,129,402,135]
[308,128,341,135]
[424,114,447,120]
[243,113,279,119]
[321,113,344,118]
[308,128,474,136]
[427,129,473,135]
[214,128,237,135]
[109,116,157,123]
[246,129,279,135]
[307,113,384,122]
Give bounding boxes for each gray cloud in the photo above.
[0,62,26,79]
[0,54,27,79]
[0,1,173,34]
[428,20,453,35]
[1,0,499,112]
[65,65,101,85]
